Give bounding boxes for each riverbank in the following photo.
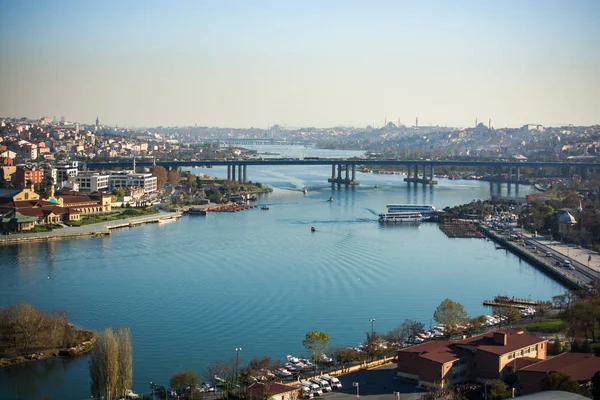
[0,212,182,245]
[479,224,595,292]
[0,331,96,368]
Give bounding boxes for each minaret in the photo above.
[132,157,136,173]
[415,117,418,127]
[475,118,478,127]
[153,157,156,167]
[489,118,492,130]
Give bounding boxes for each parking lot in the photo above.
[315,363,425,400]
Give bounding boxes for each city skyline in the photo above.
[1,0,599,129]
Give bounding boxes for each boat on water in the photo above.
[385,204,436,214]
[328,197,334,202]
[311,226,316,232]
[303,188,308,194]
[261,206,269,210]
[158,217,178,224]
[378,211,429,223]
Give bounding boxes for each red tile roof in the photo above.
[520,353,600,382]
[398,340,472,364]
[508,357,541,369]
[457,330,546,355]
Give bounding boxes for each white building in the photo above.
[108,172,157,193]
[70,173,110,192]
[52,161,79,184]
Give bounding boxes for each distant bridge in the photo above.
[204,138,312,146]
[84,159,600,186]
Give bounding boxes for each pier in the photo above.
[0,213,182,245]
[483,296,553,309]
[327,164,359,185]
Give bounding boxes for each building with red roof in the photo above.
[518,353,600,394]
[247,382,298,400]
[397,330,548,387]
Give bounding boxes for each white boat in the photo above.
[303,188,308,194]
[385,204,436,214]
[287,355,300,363]
[158,217,177,224]
[379,212,429,223]
[277,368,293,377]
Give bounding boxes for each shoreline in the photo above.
[0,212,182,246]
[0,331,96,369]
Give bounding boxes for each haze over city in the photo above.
[1,0,599,129]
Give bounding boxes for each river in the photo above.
[0,147,566,399]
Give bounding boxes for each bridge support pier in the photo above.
[243,165,247,183]
[328,164,359,185]
[407,165,411,177]
[232,165,236,181]
[238,165,243,182]
[404,164,438,184]
[227,165,231,181]
[517,167,520,182]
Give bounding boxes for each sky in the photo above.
[0,0,599,129]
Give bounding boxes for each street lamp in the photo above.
[235,347,242,383]
[369,318,375,336]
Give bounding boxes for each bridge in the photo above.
[206,138,312,146]
[84,159,600,186]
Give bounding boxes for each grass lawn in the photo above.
[78,207,158,226]
[522,317,567,333]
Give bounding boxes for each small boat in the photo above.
[328,197,334,202]
[158,218,177,224]
[374,184,379,189]
[311,226,316,232]
[261,206,269,210]
[303,188,308,194]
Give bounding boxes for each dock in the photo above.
[438,221,485,238]
[483,296,552,309]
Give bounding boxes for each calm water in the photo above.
[0,149,565,399]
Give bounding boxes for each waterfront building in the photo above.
[108,171,157,193]
[70,172,109,192]
[397,330,547,387]
[518,353,600,394]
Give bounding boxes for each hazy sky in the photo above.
[1,0,599,129]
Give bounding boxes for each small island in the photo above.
[0,302,95,368]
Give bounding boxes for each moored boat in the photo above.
[378,212,429,223]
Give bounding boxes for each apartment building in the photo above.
[70,173,109,192]
[108,171,157,193]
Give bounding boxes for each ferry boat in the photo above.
[385,204,436,214]
[378,211,429,223]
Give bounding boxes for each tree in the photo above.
[491,306,522,327]
[170,370,201,398]
[387,319,425,347]
[187,173,197,189]
[167,170,181,185]
[486,379,511,400]
[150,166,168,188]
[302,330,330,363]
[115,327,133,398]
[433,299,467,338]
[541,372,580,394]
[89,327,119,400]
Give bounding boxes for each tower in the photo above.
[489,118,491,130]
[132,157,136,173]
[95,117,99,127]
[416,117,418,127]
[475,118,478,127]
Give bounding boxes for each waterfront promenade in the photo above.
[0,211,181,245]
[480,225,598,292]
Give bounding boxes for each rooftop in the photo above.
[520,352,600,382]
